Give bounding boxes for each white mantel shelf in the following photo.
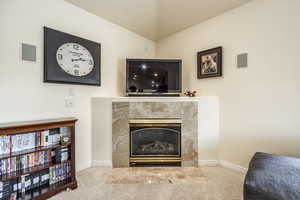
[92,96,217,102]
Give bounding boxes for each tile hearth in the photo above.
[106,167,204,184]
[50,166,245,200]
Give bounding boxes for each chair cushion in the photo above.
[244,152,300,200]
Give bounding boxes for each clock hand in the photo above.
[72,58,87,62]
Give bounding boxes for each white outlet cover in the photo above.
[65,98,75,108]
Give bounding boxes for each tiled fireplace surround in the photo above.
[112,102,198,167]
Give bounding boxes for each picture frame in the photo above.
[44,27,101,86]
[197,47,222,79]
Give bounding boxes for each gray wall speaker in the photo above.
[237,53,248,68]
[22,43,36,62]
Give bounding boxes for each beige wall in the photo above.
[0,0,155,171]
[157,0,300,167]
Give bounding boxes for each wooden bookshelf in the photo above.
[0,117,78,200]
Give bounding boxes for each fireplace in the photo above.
[129,119,181,167]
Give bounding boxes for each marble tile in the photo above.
[112,135,129,153]
[128,102,152,119]
[112,119,129,137]
[106,167,204,184]
[181,137,198,166]
[181,102,198,120]
[112,102,129,138]
[112,102,129,122]
[112,152,129,168]
[129,102,181,119]
[50,166,245,200]
[182,119,198,138]
[112,102,130,167]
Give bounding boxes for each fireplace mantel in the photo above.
[91,97,219,168]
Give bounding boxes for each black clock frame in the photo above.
[44,27,101,86]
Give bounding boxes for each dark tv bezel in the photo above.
[126,58,182,95]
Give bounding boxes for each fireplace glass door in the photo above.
[130,124,181,157]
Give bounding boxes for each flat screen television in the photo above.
[126,59,182,96]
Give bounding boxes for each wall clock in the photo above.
[44,27,101,86]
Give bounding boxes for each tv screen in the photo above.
[126,59,182,94]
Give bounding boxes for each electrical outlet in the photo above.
[65,98,74,108]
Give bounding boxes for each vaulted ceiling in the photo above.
[65,0,251,41]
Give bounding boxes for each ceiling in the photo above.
[65,0,251,41]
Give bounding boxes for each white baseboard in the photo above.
[92,160,113,168]
[199,160,219,166]
[199,160,247,173]
[76,161,92,172]
[220,160,248,174]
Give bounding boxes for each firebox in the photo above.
[129,119,181,167]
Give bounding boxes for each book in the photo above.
[0,136,10,155]
[49,128,61,146]
[49,162,71,185]
[55,147,69,163]
[40,169,50,186]
[41,130,50,147]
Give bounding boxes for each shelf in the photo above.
[0,160,71,182]
[0,143,71,160]
[12,178,76,200]
[17,178,77,200]
[0,118,77,135]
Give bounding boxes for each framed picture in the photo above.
[44,27,101,86]
[197,47,222,79]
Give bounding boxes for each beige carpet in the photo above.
[50,166,245,200]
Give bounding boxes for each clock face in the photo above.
[56,43,94,77]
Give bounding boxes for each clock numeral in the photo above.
[74,69,79,76]
[73,44,79,50]
[74,64,80,69]
[57,54,63,60]
[89,60,93,65]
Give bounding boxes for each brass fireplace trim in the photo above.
[130,157,181,160]
[129,119,182,124]
[130,127,181,157]
[130,157,181,163]
[130,123,181,127]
